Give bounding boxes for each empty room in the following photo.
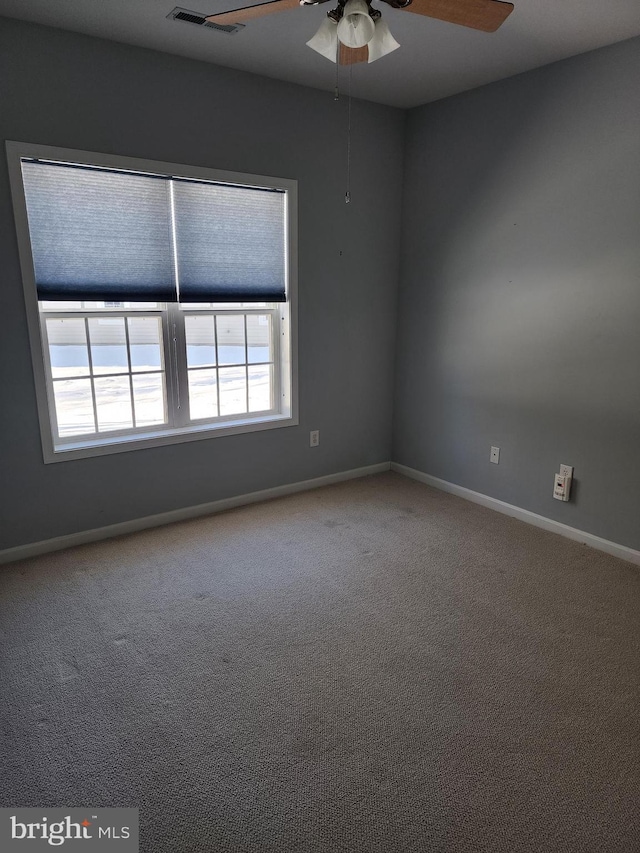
[0,1,639,850]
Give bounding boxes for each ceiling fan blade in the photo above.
[339,44,369,65]
[389,0,514,33]
[205,0,302,26]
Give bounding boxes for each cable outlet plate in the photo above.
[490,446,500,464]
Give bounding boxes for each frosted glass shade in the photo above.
[368,18,401,62]
[336,0,375,49]
[307,17,339,62]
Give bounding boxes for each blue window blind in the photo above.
[173,181,286,303]
[20,160,288,304]
[21,162,177,302]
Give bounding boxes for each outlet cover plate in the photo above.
[559,464,573,479]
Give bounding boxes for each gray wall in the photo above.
[2,18,638,555]
[0,18,404,550]
[394,38,640,551]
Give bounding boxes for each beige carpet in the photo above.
[1,472,638,852]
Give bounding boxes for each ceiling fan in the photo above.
[205,0,514,65]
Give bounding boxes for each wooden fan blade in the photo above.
[339,44,369,65]
[394,0,514,32]
[206,0,301,26]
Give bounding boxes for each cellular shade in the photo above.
[21,161,177,302]
[173,181,286,303]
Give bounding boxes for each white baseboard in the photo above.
[0,462,391,565]
[391,462,640,567]
[6,460,637,569]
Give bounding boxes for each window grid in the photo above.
[40,306,278,442]
[42,311,168,441]
[184,311,275,422]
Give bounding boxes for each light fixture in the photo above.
[307,0,399,63]
[336,0,375,48]
[306,16,338,60]
[367,18,400,62]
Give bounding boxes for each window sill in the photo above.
[45,413,298,463]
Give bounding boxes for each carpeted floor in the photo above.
[1,472,638,852]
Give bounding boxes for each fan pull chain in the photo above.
[346,63,352,204]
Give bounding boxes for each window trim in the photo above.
[6,141,298,463]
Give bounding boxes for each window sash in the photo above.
[40,309,173,443]
[38,305,282,448]
[181,308,279,423]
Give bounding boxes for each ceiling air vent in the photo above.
[167,7,244,35]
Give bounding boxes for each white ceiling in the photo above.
[1,0,639,108]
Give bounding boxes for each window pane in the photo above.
[128,316,163,372]
[247,315,271,364]
[46,318,90,378]
[248,365,272,412]
[41,300,83,311]
[218,366,247,416]
[216,315,245,365]
[94,376,133,431]
[181,302,267,310]
[41,301,158,311]
[132,373,166,427]
[89,318,129,375]
[188,369,218,420]
[185,315,216,368]
[117,302,159,310]
[53,379,95,436]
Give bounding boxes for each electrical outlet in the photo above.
[554,473,570,501]
[310,430,320,448]
[490,446,500,464]
[559,464,573,479]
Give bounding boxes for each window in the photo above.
[7,143,298,462]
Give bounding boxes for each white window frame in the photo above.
[6,141,298,463]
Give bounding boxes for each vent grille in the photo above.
[167,7,244,34]
[175,11,206,25]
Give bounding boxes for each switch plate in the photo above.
[490,446,500,464]
[310,430,319,448]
